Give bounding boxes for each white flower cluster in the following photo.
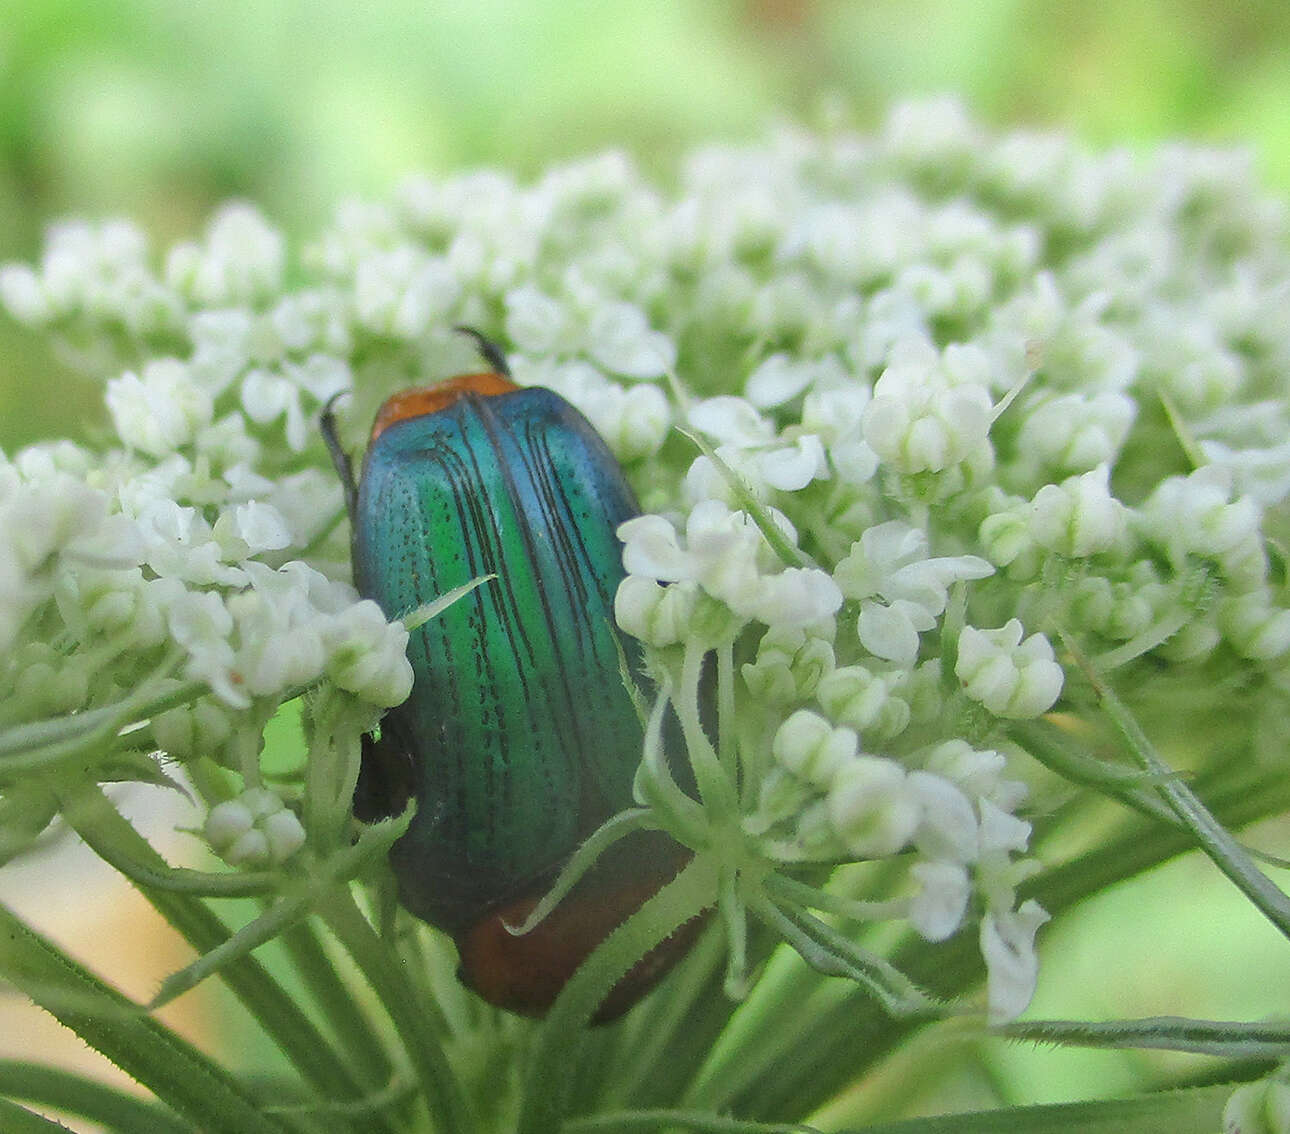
[5,99,1290,1021]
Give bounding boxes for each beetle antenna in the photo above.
[320,391,359,523]
[452,325,512,378]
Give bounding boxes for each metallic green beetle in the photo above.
[323,332,691,1017]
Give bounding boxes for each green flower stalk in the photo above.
[3,98,1290,1132]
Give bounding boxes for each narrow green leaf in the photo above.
[0,1060,189,1134]
[0,1099,76,1133]
[0,903,290,1134]
[57,782,386,1130]
[566,1109,821,1132]
[839,1083,1230,1133]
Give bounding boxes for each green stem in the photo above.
[320,888,477,1134]
[1065,633,1290,942]
[517,854,721,1134]
[679,638,738,821]
[601,924,729,1108]
[1003,1016,1290,1059]
[276,920,398,1100]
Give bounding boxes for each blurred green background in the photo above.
[3,0,1290,450]
[4,0,1290,1118]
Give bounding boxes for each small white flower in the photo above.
[1141,467,1263,585]
[167,588,242,706]
[270,287,352,355]
[505,285,578,355]
[212,502,292,559]
[956,620,1064,719]
[573,378,671,462]
[167,203,285,306]
[826,755,920,858]
[1015,391,1136,474]
[587,301,676,379]
[750,566,843,626]
[107,359,214,458]
[980,899,1049,1023]
[909,860,971,942]
[227,563,328,696]
[908,771,979,864]
[241,368,308,452]
[619,513,694,581]
[133,498,246,587]
[619,501,839,629]
[863,342,994,474]
[745,353,843,408]
[353,246,460,338]
[689,397,774,448]
[835,521,993,667]
[323,599,414,707]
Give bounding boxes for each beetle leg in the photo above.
[452,324,512,378]
[320,391,359,524]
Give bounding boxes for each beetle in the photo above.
[322,329,692,1018]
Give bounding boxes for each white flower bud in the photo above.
[1028,465,1124,558]
[956,620,1063,718]
[863,341,994,475]
[826,756,919,858]
[324,600,414,707]
[588,301,676,379]
[1223,1078,1290,1134]
[205,798,254,848]
[260,807,307,863]
[580,381,671,462]
[772,710,858,787]
[615,576,697,647]
[1221,593,1290,662]
[816,665,911,740]
[206,788,305,867]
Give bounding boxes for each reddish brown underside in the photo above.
[454,853,705,1022]
[370,372,519,440]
